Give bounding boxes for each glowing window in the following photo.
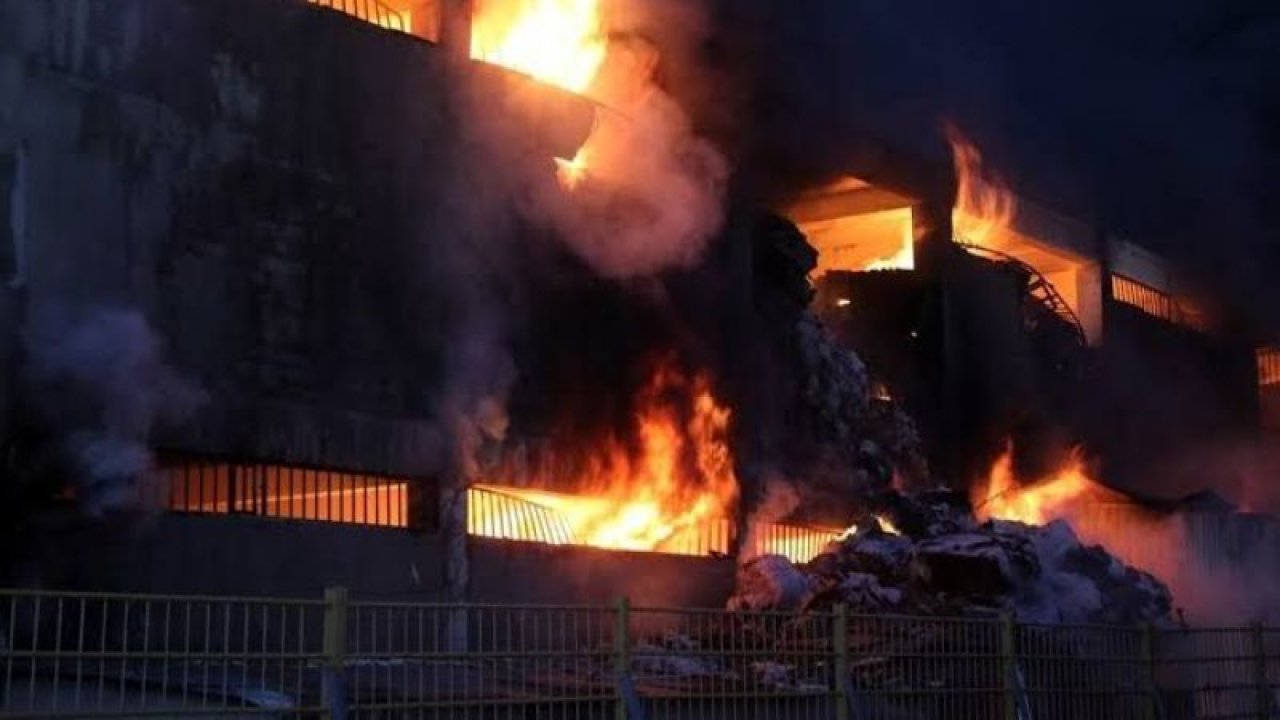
[787,177,917,274]
[801,208,915,275]
[163,456,422,529]
[749,523,842,563]
[1258,347,1280,387]
[467,484,733,557]
[1111,274,1209,332]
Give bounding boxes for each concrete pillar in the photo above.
[406,0,442,42]
[1074,262,1104,346]
[439,467,469,650]
[439,0,473,59]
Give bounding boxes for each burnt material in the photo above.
[731,494,1172,625]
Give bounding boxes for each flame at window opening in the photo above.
[474,363,740,555]
[948,125,1016,247]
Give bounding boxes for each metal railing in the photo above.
[0,588,328,717]
[162,455,422,529]
[305,0,413,34]
[1,587,1275,718]
[1111,274,1211,332]
[749,523,844,563]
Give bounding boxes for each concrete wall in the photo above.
[0,0,600,603]
[0,0,590,472]
[18,511,735,607]
[1091,302,1258,497]
[469,538,736,608]
[20,511,449,600]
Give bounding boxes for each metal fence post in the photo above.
[1001,613,1018,720]
[1141,623,1157,720]
[1254,623,1271,720]
[322,587,349,720]
[835,604,850,720]
[615,596,631,720]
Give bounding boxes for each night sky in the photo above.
[691,0,1280,327]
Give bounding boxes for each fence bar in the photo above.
[834,603,849,720]
[1255,622,1271,720]
[322,587,349,720]
[614,596,630,720]
[1142,622,1157,720]
[1002,613,1018,720]
[2,587,1279,718]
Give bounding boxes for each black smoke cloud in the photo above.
[678,0,1280,323]
[22,306,204,517]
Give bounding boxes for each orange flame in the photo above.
[973,445,1124,526]
[970,444,1185,600]
[833,514,900,541]
[863,222,916,271]
[948,125,1015,247]
[471,0,665,191]
[470,0,607,95]
[875,514,902,535]
[475,363,739,554]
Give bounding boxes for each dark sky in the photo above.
[692,0,1280,326]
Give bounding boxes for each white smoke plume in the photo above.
[529,89,729,279]
[428,1,730,481]
[517,14,730,279]
[738,475,801,561]
[23,305,203,517]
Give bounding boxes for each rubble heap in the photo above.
[730,491,1172,626]
[794,313,929,496]
[743,214,1169,627]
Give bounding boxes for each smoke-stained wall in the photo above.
[0,0,600,597]
[1090,302,1259,497]
[0,0,597,472]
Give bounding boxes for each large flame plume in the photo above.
[468,0,726,278]
[973,444,1125,526]
[971,443,1209,610]
[471,0,653,190]
[948,125,1016,247]
[470,0,607,95]
[472,361,739,554]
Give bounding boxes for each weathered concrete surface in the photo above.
[0,0,593,599]
[17,510,736,607]
[469,537,737,608]
[0,0,591,470]
[19,511,449,600]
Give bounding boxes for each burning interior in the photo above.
[1,0,1276,631]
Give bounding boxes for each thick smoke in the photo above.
[738,475,801,561]
[418,71,527,482]
[23,306,202,517]
[1079,508,1280,625]
[514,2,729,279]
[529,82,728,279]
[430,0,731,477]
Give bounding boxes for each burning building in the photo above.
[0,0,1275,622]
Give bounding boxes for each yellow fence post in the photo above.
[1141,623,1157,720]
[1254,623,1271,720]
[322,587,349,719]
[1001,613,1018,720]
[615,596,631,720]
[834,604,850,720]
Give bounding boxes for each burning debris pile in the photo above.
[730,491,1172,625]
[796,313,926,493]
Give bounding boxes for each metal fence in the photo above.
[163,457,417,529]
[305,0,413,34]
[0,588,1275,719]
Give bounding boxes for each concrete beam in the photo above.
[788,187,916,225]
[440,0,472,59]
